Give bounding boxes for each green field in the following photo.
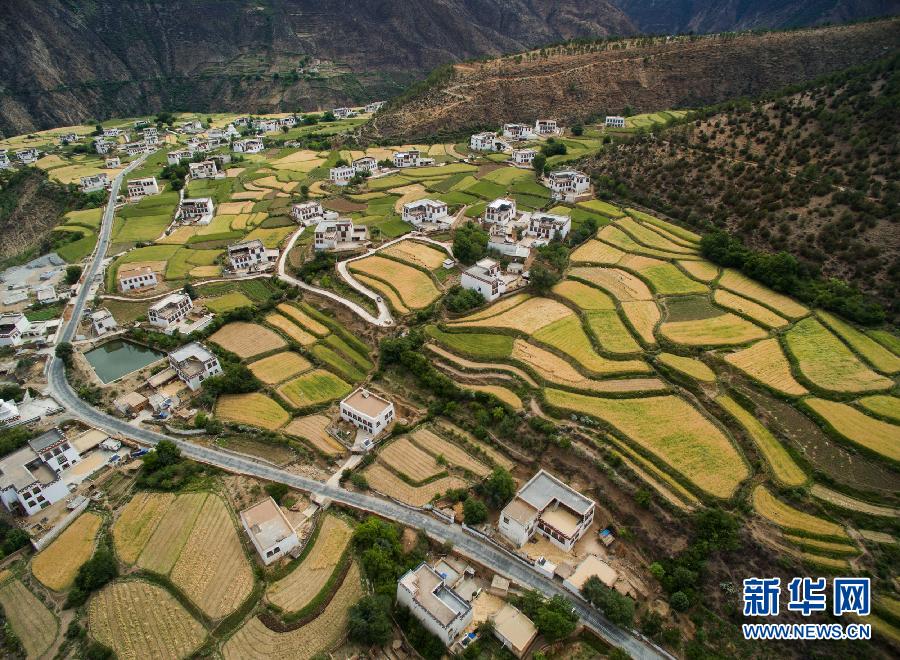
[425,325,513,359]
[277,369,352,408]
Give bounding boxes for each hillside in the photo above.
[364,19,900,141]
[0,169,75,265]
[582,55,900,319]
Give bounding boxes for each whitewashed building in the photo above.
[148,292,193,329]
[547,169,590,201]
[365,101,385,113]
[105,156,121,168]
[94,138,113,155]
[143,127,159,144]
[0,429,77,516]
[314,219,368,251]
[15,149,39,165]
[512,148,537,166]
[168,342,222,391]
[605,115,626,128]
[227,239,268,270]
[0,399,20,427]
[120,141,146,156]
[126,177,159,200]
[534,119,559,135]
[484,198,517,225]
[332,107,355,119]
[0,150,9,168]
[502,123,534,140]
[233,138,264,154]
[393,150,433,168]
[180,198,215,225]
[461,258,507,302]
[0,313,31,347]
[117,265,158,292]
[340,388,395,449]
[470,132,509,152]
[240,497,300,565]
[103,127,123,138]
[397,563,473,647]
[189,160,218,179]
[499,469,595,551]
[402,199,449,227]
[59,133,80,145]
[352,156,377,174]
[90,309,117,336]
[527,212,571,241]
[80,173,110,193]
[290,200,325,225]
[167,150,190,165]
[329,164,356,185]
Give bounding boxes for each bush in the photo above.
[55,342,74,367]
[64,265,82,285]
[348,595,393,646]
[670,591,690,611]
[477,468,515,509]
[452,222,489,265]
[582,576,634,626]
[444,285,484,313]
[265,483,289,504]
[462,498,487,525]
[66,546,118,607]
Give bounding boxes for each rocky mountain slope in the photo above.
[364,19,900,141]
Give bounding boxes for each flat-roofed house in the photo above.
[332,107,353,119]
[397,562,473,647]
[461,258,506,302]
[0,429,76,516]
[402,199,449,227]
[180,198,215,225]
[512,148,536,165]
[527,212,571,242]
[189,160,218,179]
[94,138,113,155]
[502,123,535,140]
[143,126,159,144]
[0,150,9,168]
[0,313,31,347]
[103,127,123,138]
[167,149,190,165]
[256,118,280,133]
[365,101,385,113]
[499,469,595,551]
[90,309,117,336]
[16,148,39,165]
[491,604,538,658]
[59,133,80,145]
[80,173,109,193]
[240,497,300,565]
[563,554,619,595]
[168,341,222,390]
[314,218,368,251]
[534,119,559,135]
[605,115,626,128]
[126,177,159,200]
[118,265,158,292]
[340,388,395,450]
[29,428,81,474]
[227,239,267,270]
[290,200,325,225]
[470,132,496,151]
[329,164,355,185]
[120,141,147,156]
[105,156,121,168]
[484,198,517,225]
[233,138,264,154]
[547,169,590,202]
[352,156,377,174]
[393,150,433,168]
[148,292,193,330]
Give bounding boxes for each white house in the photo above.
[90,309,117,336]
[80,173,110,193]
[365,101,385,113]
[0,399,20,427]
[224,124,241,139]
[534,119,559,135]
[35,286,58,305]
[290,200,325,225]
[168,342,222,391]
[498,469,595,551]
[329,165,356,185]
[484,198,517,225]
[461,258,506,302]
[180,198,215,225]
[126,177,159,200]
[402,199,449,227]
[547,169,590,201]
[256,118,281,133]
[105,156,121,168]
[340,388,395,450]
[502,123,534,140]
[167,150,190,165]
[120,141,146,156]
[117,265,158,292]
[393,150,433,168]
[233,138,264,154]
[605,115,626,128]
[180,120,204,133]
[491,604,538,659]
[314,219,368,251]
[397,563,473,647]
[148,292,193,330]
[59,133,80,145]
[512,148,536,166]
[227,239,267,270]
[103,127,123,138]
[332,107,355,119]
[0,313,31,347]
[352,156,377,174]
[527,212,571,241]
[470,132,510,152]
[143,127,159,144]
[0,429,78,516]
[189,160,218,179]
[0,150,9,168]
[15,149,39,165]
[240,497,300,565]
[94,139,113,155]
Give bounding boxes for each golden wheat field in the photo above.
[616,217,698,254]
[724,339,808,396]
[657,353,715,382]
[552,280,615,310]
[660,313,767,346]
[363,464,467,506]
[249,351,312,384]
[509,339,654,389]
[857,395,900,423]
[379,437,444,483]
[586,310,643,354]
[545,389,748,498]
[267,515,353,612]
[810,485,899,518]
[804,398,900,462]
[677,259,719,282]
[170,495,254,619]
[382,240,448,270]
[210,321,287,358]
[783,535,859,556]
[619,254,708,295]
[569,266,653,301]
[216,392,290,430]
[112,492,175,564]
[283,415,346,455]
[752,486,848,539]
[89,580,206,660]
[276,304,330,336]
[713,289,789,329]
[570,239,625,265]
[817,311,900,375]
[32,512,102,591]
[354,273,410,314]
[434,421,516,470]
[455,292,531,321]
[620,300,661,344]
[452,296,573,334]
[717,270,808,319]
[532,316,652,375]
[410,427,491,476]
[136,493,207,574]
[462,384,524,411]
[224,562,364,660]
[0,577,58,659]
[599,225,695,261]
[349,255,440,309]
[265,312,318,345]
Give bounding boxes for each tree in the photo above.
[452,222,489,265]
[533,595,578,642]
[444,285,484,313]
[66,546,118,607]
[64,265,82,285]
[265,482,289,504]
[571,124,584,136]
[183,282,197,299]
[532,153,547,174]
[528,264,559,293]
[582,576,634,626]
[322,111,336,122]
[55,342,74,367]
[463,498,487,525]
[348,595,393,645]
[478,468,515,509]
[670,591,690,612]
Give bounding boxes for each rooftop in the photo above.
[502,497,538,525]
[118,265,154,280]
[28,428,64,453]
[517,470,594,516]
[71,428,108,453]
[0,447,43,491]
[540,506,582,538]
[169,341,215,365]
[228,239,264,254]
[149,292,190,313]
[342,388,393,418]
[240,497,295,549]
[492,604,538,655]
[399,563,472,627]
[566,554,618,590]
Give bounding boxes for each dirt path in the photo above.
[425,344,539,387]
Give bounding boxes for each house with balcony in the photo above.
[314,219,368,251]
[0,313,31,347]
[547,169,590,202]
[290,200,327,226]
[534,119,559,135]
[118,265,158,292]
[397,562,473,647]
[189,160,218,179]
[352,156,378,174]
[402,199,450,228]
[227,239,272,271]
[16,149,39,165]
[179,198,215,225]
[126,177,159,200]
[148,292,193,330]
[461,258,507,302]
[168,342,222,391]
[0,429,78,516]
[233,138,264,154]
[512,148,537,166]
[502,123,535,140]
[393,150,433,168]
[80,173,110,193]
[94,138,113,155]
[605,115,626,128]
[167,150,190,165]
[470,132,510,152]
[484,198,517,225]
[329,164,356,185]
[527,212,571,242]
[143,127,159,144]
[340,388,395,451]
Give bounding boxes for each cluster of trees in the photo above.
[514,590,579,642]
[529,241,571,293]
[0,517,30,559]
[444,466,515,524]
[582,576,635,626]
[137,439,207,491]
[64,265,82,285]
[443,285,484,313]
[65,540,118,607]
[452,222,489,265]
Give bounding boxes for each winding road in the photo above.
[47,156,671,660]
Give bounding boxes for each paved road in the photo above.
[45,358,668,660]
[60,155,146,344]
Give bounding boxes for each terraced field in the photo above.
[724,339,808,396]
[210,321,286,358]
[249,351,312,384]
[349,255,440,309]
[217,392,291,430]
[752,486,848,540]
[277,369,352,408]
[32,511,103,591]
[0,576,58,658]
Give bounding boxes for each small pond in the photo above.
[84,340,165,384]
